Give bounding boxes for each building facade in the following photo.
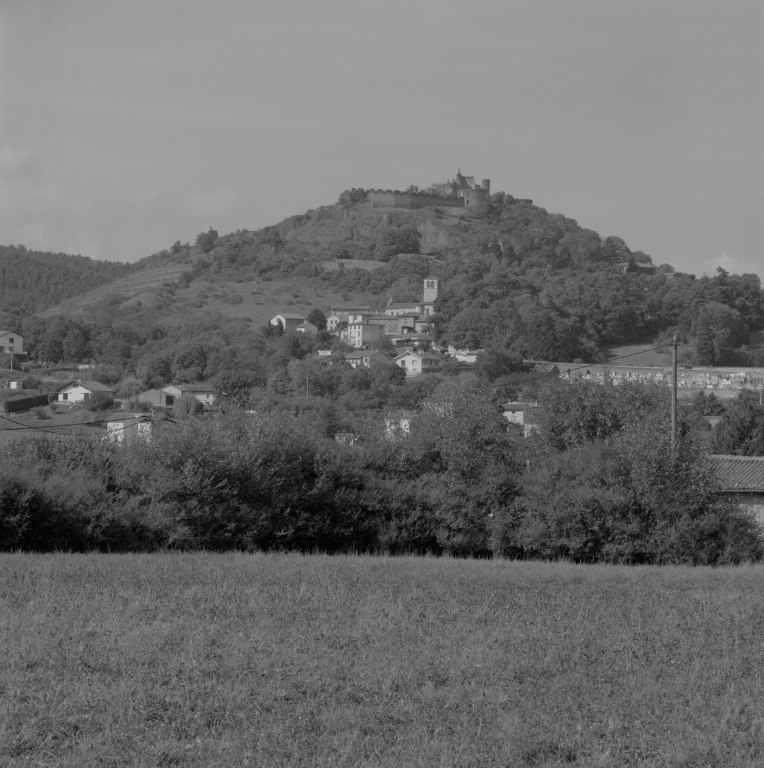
[0,331,23,355]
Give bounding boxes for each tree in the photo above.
[711,392,764,456]
[307,308,327,331]
[492,390,762,564]
[86,391,115,412]
[475,347,528,382]
[195,228,219,254]
[376,228,421,261]
[172,393,204,418]
[214,371,253,410]
[694,314,716,366]
[62,326,89,361]
[337,189,367,206]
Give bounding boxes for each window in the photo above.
[9,338,14,343]
[62,393,68,401]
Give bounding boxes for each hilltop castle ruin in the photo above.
[368,170,491,211]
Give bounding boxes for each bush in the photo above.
[86,391,115,412]
[172,393,204,418]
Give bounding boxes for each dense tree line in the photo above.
[1,379,759,563]
[0,244,142,312]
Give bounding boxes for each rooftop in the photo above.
[54,380,115,393]
[708,455,764,493]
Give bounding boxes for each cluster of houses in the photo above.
[269,277,445,376]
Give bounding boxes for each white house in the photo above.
[161,383,216,406]
[54,380,115,404]
[0,331,23,355]
[269,313,306,333]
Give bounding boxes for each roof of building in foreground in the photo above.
[708,455,764,492]
[54,380,115,393]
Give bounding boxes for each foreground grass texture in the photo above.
[3,557,764,767]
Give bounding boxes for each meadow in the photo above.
[2,554,764,767]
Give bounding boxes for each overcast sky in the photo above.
[1,0,762,278]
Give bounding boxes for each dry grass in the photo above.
[2,555,764,767]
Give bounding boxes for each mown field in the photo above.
[2,555,764,767]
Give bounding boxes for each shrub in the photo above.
[86,391,115,412]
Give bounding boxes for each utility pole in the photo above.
[671,335,678,455]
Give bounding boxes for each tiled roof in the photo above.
[273,313,306,320]
[176,384,215,392]
[708,455,764,492]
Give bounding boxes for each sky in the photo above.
[1,0,762,278]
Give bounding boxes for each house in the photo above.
[161,383,216,406]
[0,331,24,355]
[394,351,443,376]
[708,455,764,525]
[345,322,384,348]
[334,432,358,446]
[344,350,391,369]
[54,380,115,404]
[391,334,433,353]
[104,412,152,443]
[501,402,534,426]
[295,321,318,336]
[270,313,306,333]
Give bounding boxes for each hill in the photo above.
[7,190,764,379]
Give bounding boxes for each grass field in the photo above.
[3,555,764,767]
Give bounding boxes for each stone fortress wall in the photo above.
[368,170,491,211]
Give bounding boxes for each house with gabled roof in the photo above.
[0,331,24,355]
[394,351,443,376]
[161,383,216,406]
[54,380,115,404]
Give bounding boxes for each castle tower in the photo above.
[423,276,439,304]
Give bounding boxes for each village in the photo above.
[4,272,764,449]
